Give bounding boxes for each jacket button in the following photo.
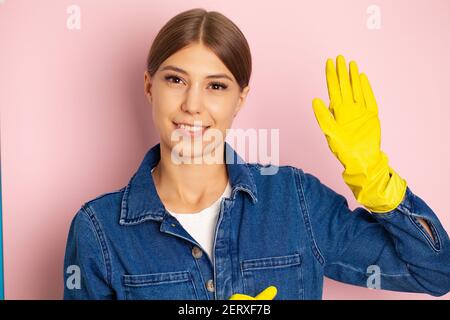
[192,246,203,259]
[206,279,215,293]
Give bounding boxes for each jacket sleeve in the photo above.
[63,206,114,299]
[295,168,450,297]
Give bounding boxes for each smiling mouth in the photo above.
[173,122,211,136]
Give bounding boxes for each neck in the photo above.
[152,142,229,208]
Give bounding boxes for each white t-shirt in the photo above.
[151,167,232,264]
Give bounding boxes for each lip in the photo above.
[172,121,211,137]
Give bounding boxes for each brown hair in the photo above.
[146,8,252,91]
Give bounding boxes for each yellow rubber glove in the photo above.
[312,55,407,213]
[228,286,277,300]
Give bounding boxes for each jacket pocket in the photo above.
[241,253,303,300]
[123,270,198,300]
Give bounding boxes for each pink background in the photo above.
[1,0,449,299]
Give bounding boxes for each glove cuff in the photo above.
[342,152,408,213]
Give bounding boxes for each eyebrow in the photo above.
[160,65,234,82]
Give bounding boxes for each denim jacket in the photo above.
[63,142,450,299]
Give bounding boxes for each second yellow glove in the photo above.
[228,286,277,300]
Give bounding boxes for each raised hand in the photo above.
[312,55,407,213]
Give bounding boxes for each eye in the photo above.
[164,74,184,85]
[209,82,228,91]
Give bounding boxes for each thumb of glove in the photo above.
[312,98,337,138]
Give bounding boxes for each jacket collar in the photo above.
[119,142,258,226]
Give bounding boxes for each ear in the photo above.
[233,85,250,117]
[144,70,153,104]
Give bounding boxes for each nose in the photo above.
[181,84,204,114]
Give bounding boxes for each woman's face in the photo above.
[144,43,250,161]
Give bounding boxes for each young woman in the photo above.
[63,8,450,300]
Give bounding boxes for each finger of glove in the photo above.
[255,286,278,300]
[349,61,364,104]
[360,73,379,114]
[336,55,353,104]
[312,98,337,136]
[326,58,342,109]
